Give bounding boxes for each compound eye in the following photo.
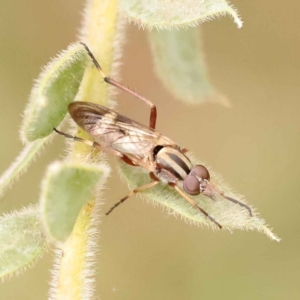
[183,174,200,195]
[191,165,210,181]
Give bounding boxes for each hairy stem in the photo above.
[50,1,122,299]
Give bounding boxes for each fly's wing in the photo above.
[68,101,174,156]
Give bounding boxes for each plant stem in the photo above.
[50,1,123,299]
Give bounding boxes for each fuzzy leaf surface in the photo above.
[149,28,228,105]
[40,161,109,243]
[0,206,47,278]
[118,159,279,241]
[21,43,88,142]
[121,0,242,29]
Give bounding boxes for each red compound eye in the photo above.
[191,165,210,181]
[183,174,200,195]
[183,165,210,195]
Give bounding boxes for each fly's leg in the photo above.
[121,155,138,166]
[53,128,123,157]
[105,180,159,215]
[80,42,157,129]
[171,184,222,229]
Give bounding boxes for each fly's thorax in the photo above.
[153,145,193,182]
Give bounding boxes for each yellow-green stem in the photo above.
[55,202,95,299]
[53,0,120,299]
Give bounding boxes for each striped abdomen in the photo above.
[154,146,192,181]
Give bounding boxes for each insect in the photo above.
[54,43,252,229]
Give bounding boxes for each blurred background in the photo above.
[1,1,300,299]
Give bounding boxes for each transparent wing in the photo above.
[68,102,174,156]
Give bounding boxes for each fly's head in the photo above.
[183,165,211,196]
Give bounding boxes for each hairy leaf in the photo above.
[40,161,110,243]
[0,206,47,279]
[149,27,228,105]
[21,43,88,142]
[121,0,242,29]
[118,159,280,241]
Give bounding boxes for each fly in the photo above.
[54,43,252,229]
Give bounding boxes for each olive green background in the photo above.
[1,1,299,299]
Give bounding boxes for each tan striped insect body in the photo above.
[54,43,252,229]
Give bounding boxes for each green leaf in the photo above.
[149,27,228,105]
[40,161,110,243]
[0,139,49,200]
[21,42,88,143]
[121,0,242,29]
[118,159,280,241]
[0,206,47,279]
